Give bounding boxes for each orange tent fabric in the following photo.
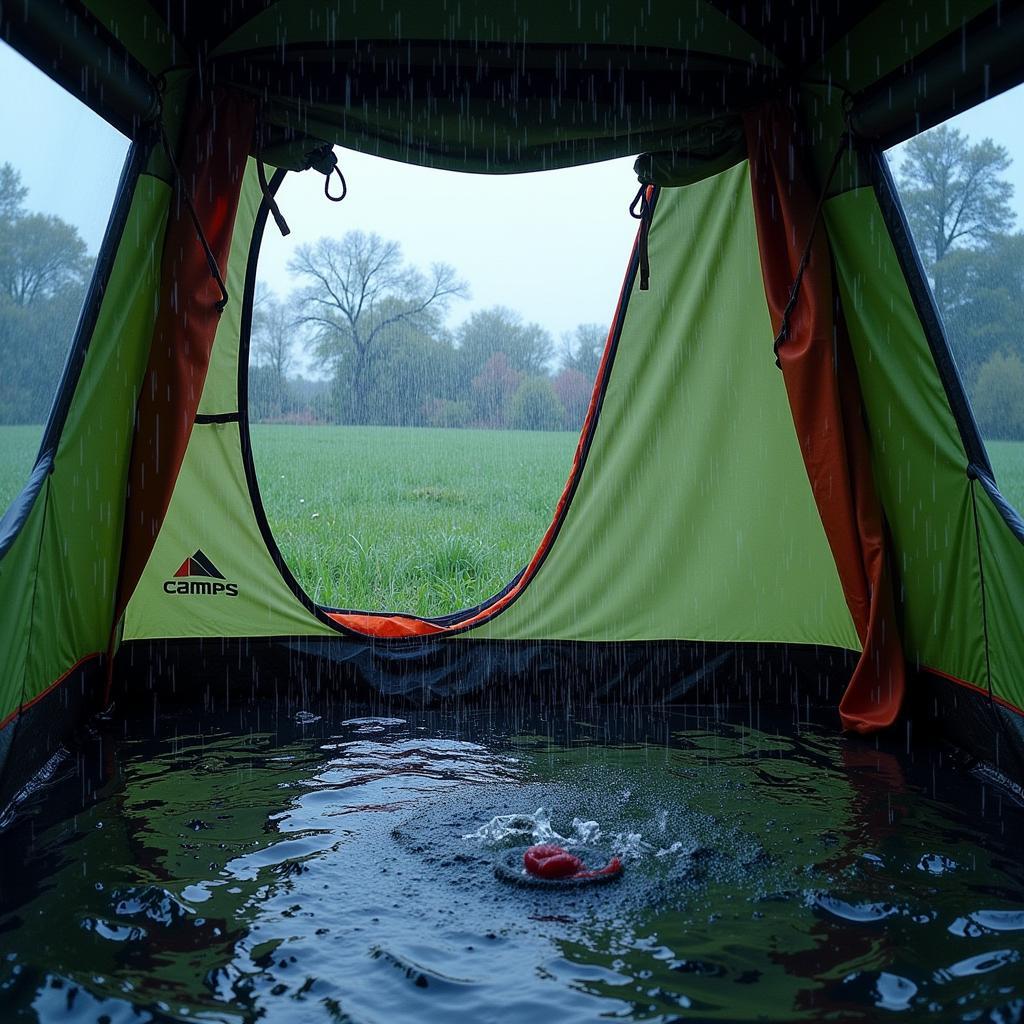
[116,88,255,619]
[744,105,905,733]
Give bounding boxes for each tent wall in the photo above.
[121,421,337,641]
[122,160,859,654]
[825,180,1024,721]
[470,163,858,647]
[122,161,339,644]
[115,87,256,623]
[3,0,1024,795]
[114,133,1024,772]
[0,149,171,787]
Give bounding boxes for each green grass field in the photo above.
[986,441,1024,513]
[249,425,576,615]
[4,425,1024,619]
[0,425,43,515]
[0,424,577,617]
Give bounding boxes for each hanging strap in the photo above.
[629,185,653,290]
[257,155,290,236]
[159,124,231,312]
[771,133,849,367]
[254,115,290,235]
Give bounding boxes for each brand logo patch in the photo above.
[163,549,239,596]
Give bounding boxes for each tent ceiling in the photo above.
[2,0,1022,171]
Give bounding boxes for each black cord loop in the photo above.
[629,184,653,291]
[325,164,348,202]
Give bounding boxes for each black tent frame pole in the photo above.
[851,3,1024,150]
[870,146,1024,540]
[0,139,150,561]
[867,148,993,478]
[0,0,158,140]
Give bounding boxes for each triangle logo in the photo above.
[163,550,237,597]
[172,549,226,580]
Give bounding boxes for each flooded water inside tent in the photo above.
[1,705,1023,1023]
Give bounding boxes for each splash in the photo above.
[462,806,672,862]
[462,807,573,846]
[0,745,69,831]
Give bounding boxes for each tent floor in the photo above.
[3,638,1022,813]
[113,636,858,717]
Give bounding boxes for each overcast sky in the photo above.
[257,149,639,341]
[1,40,1022,342]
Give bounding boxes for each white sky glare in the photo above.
[1,38,1022,341]
[0,46,129,248]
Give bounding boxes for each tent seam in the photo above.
[968,478,994,703]
[967,476,1024,775]
[0,479,53,793]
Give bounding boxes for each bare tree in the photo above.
[251,284,295,382]
[558,322,607,381]
[250,284,296,418]
[289,231,467,423]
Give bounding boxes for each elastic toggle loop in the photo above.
[325,164,348,202]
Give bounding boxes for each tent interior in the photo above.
[2,0,1024,806]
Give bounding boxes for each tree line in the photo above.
[250,231,606,432]
[2,131,1023,438]
[250,129,1024,437]
[896,127,1024,439]
[0,163,90,424]
[0,158,603,433]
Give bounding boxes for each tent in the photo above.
[2,0,1024,800]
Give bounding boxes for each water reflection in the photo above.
[0,707,1021,1022]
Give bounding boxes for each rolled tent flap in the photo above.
[116,87,256,620]
[744,104,906,733]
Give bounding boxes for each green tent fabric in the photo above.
[123,162,858,648]
[2,0,1024,798]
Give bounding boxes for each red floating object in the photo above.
[523,844,623,881]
